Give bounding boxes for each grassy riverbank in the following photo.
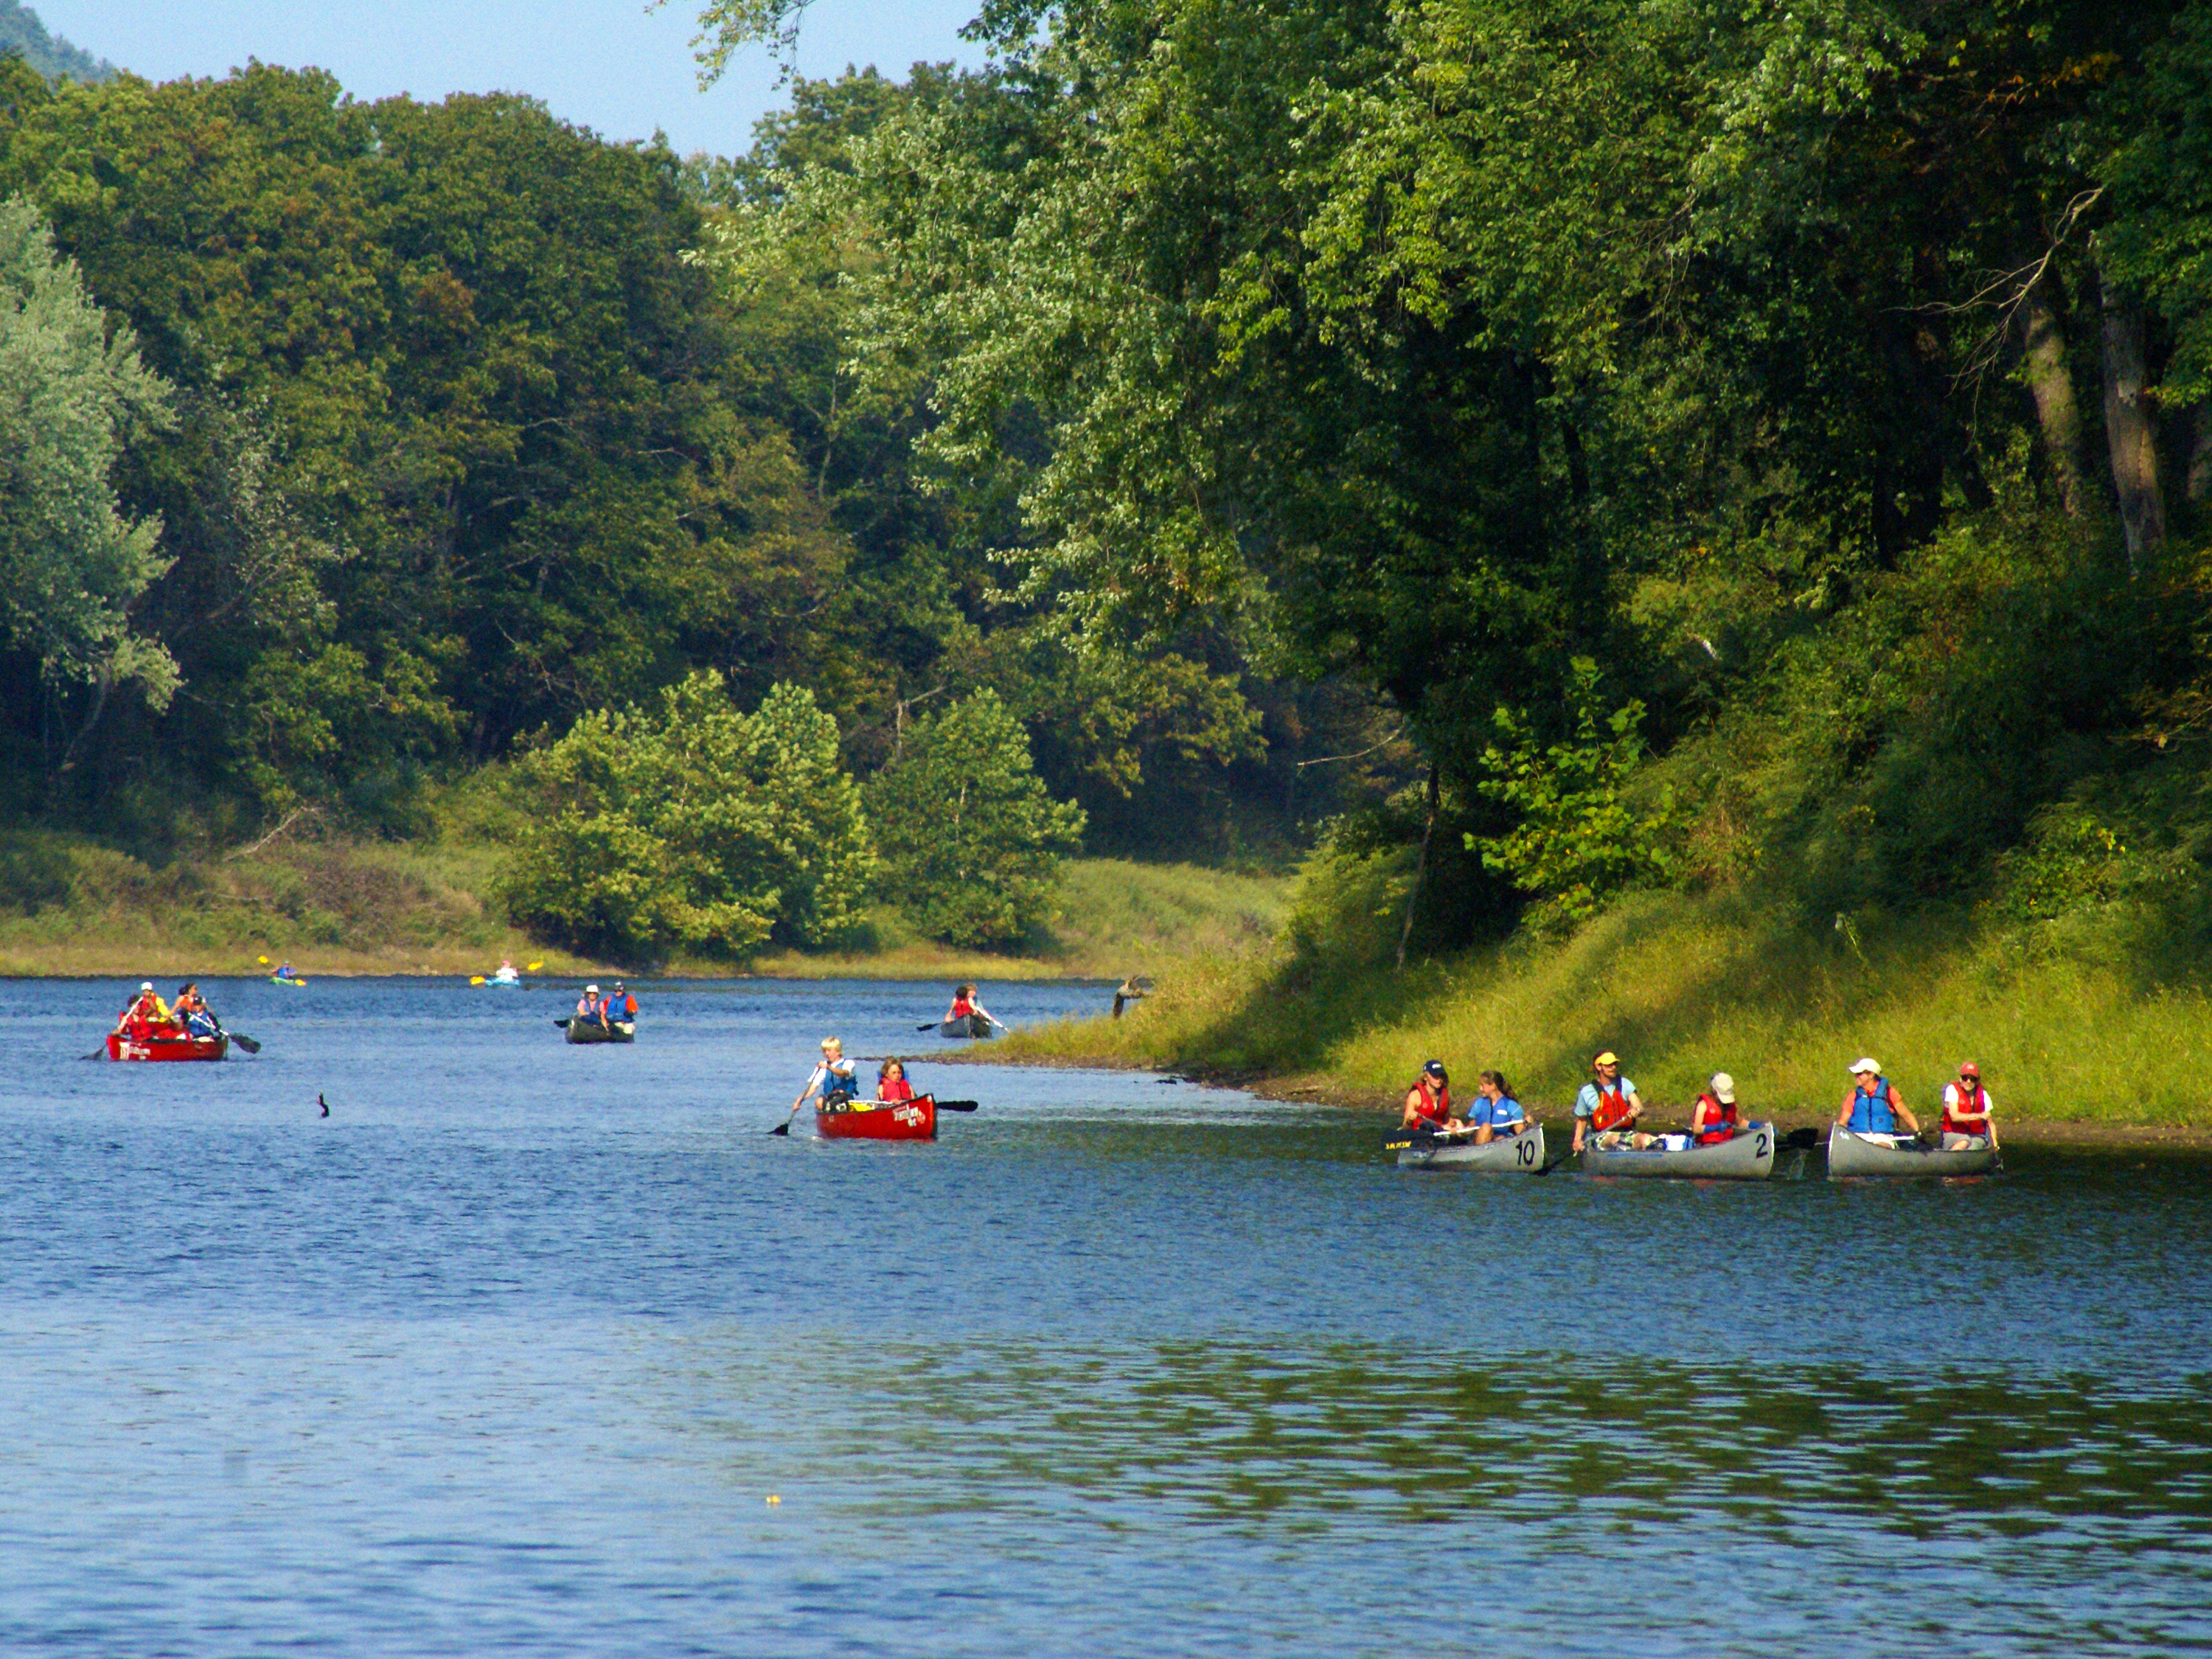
[0,830,1288,982]
[996,890,2212,1129]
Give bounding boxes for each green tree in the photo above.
[499,673,872,961]
[0,192,173,759]
[1473,659,1674,934]
[869,688,1085,947]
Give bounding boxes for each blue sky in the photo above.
[33,0,982,158]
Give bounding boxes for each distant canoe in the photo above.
[107,1031,228,1062]
[563,1019,635,1045]
[269,976,307,987]
[1580,1122,1777,1180]
[1394,1122,1548,1172]
[1827,1127,1995,1178]
[937,1014,994,1039]
[818,1093,938,1141]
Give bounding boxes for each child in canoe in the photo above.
[877,1057,916,1103]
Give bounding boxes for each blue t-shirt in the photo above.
[1573,1079,1636,1119]
[1470,1093,1526,1133]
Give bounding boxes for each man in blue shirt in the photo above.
[1571,1050,1649,1153]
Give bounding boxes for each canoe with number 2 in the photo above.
[1580,1123,1778,1180]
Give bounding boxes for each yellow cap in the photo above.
[1593,1051,1619,1066]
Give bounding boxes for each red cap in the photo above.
[1958,1062,1980,1079]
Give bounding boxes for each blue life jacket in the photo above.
[818,1059,858,1104]
[1847,1078,1899,1134]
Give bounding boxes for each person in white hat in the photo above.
[1689,1072,1745,1144]
[115,980,175,1037]
[574,982,609,1031]
[1837,1057,1919,1138]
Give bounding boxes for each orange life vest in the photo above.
[1590,1080,1635,1133]
[1693,1091,1739,1144]
[1410,1080,1451,1124]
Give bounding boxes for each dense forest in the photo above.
[6,1,2212,970]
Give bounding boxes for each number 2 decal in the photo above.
[1755,1130,1770,1157]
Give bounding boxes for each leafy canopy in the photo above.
[500,674,872,962]
[869,688,1085,947]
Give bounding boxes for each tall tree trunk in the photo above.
[2017,272,2086,515]
[2099,269,2166,575]
[2188,403,2212,507]
[1394,762,1439,973]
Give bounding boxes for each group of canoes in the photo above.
[1393,1048,2001,1178]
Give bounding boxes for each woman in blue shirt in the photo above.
[1466,1070,1528,1144]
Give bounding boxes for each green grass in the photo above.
[745,858,1290,980]
[998,888,2212,1127]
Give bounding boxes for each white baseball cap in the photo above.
[140,981,153,992]
[1711,1073,1736,1104]
[1848,1057,1881,1075]
[585,984,599,994]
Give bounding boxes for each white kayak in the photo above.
[1394,1122,1548,1172]
[1579,1122,1778,1180]
[1827,1127,1996,1178]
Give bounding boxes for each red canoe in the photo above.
[106,1031,229,1062]
[817,1093,937,1141]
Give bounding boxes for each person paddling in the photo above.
[945,984,1001,1032]
[1837,1058,1920,1138]
[174,982,218,1040]
[116,981,177,1039]
[1399,1060,1453,1133]
[576,984,610,1031]
[795,1037,860,1115]
[1573,1051,1647,1153]
[1464,1069,1528,1144]
[1690,1072,1743,1144]
[609,980,638,1027]
[877,1056,915,1103]
[1939,1062,1994,1149]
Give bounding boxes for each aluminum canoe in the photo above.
[1395,1122,1548,1172]
[1826,1127,1996,1178]
[564,1019,636,1045]
[1579,1121,1778,1180]
[937,1014,994,1039]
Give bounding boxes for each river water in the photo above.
[0,975,2205,1656]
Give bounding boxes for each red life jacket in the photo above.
[950,996,973,1018]
[1941,1083,1989,1137]
[1693,1091,1739,1144]
[1590,1080,1635,1132]
[1411,1081,1451,1124]
[878,1076,915,1102]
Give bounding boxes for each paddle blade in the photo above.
[916,1022,938,1032]
[553,1018,570,1028]
[470,976,486,985]
[1780,1127,1821,1152]
[526,961,543,971]
[229,1032,262,1054]
[933,1099,980,1112]
[257,956,268,964]
[768,1121,790,1135]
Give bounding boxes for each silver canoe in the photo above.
[1826,1127,1995,1178]
[1396,1122,1548,1172]
[1579,1121,1777,1180]
[564,1019,636,1045]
